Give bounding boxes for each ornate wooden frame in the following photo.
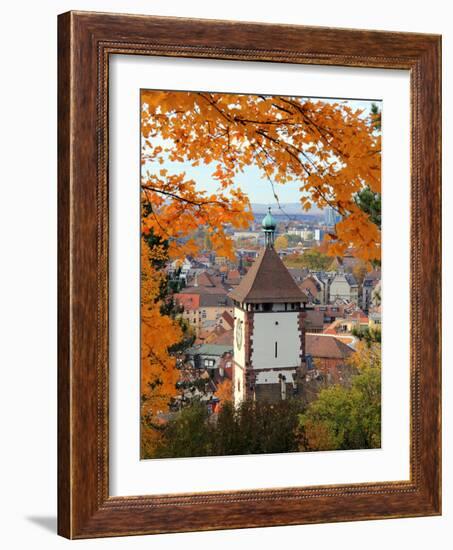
[58,11,441,539]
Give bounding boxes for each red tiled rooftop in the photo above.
[221,310,234,327]
[306,333,354,360]
[210,329,234,346]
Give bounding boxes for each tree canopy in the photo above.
[283,248,332,270]
[298,342,381,451]
[141,91,381,263]
[150,399,306,459]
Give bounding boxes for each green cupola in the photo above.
[262,207,276,247]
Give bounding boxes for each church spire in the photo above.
[262,207,277,247]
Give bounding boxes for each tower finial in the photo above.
[262,206,277,247]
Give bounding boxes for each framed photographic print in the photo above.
[58,11,441,538]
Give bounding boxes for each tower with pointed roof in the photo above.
[228,208,308,405]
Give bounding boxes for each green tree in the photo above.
[286,234,303,246]
[298,344,381,451]
[284,249,332,270]
[153,399,306,458]
[237,400,303,455]
[274,234,289,251]
[142,228,195,354]
[354,186,381,229]
[298,386,353,450]
[153,401,212,458]
[370,102,382,131]
[351,325,381,344]
[212,401,241,456]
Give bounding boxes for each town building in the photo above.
[329,271,359,303]
[232,231,261,242]
[310,271,333,304]
[332,309,369,333]
[184,344,233,374]
[368,306,382,330]
[314,304,346,326]
[287,267,310,284]
[371,280,382,308]
[303,309,325,333]
[299,274,325,304]
[218,310,234,331]
[305,333,355,384]
[313,228,324,241]
[167,257,193,281]
[228,208,309,405]
[362,270,381,312]
[324,206,342,227]
[174,282,233,335]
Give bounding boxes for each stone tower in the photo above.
[228,208,308,404]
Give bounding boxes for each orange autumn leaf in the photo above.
[141,91,381,263]
[214,379,233,410]
[140,238,181,419]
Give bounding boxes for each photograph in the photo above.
[140,89,382,459]
[0,0,445,544]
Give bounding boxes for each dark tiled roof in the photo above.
[174,293,200,310]
[179,285,227,296]
[287,267,310,282]
[304,310,325,330]
[178,284,232,307]
[226,269,241,281]
[364,269,381,282]
[228,247,308,304]
[300,276,322,296]
[197,272,218,287]
[312,271,331,283]
[199,294,232,307]
[306,334,354,360]
[210,329,234,346]
[221,311,234,327]
[186,344,233,357]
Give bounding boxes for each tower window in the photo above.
[275,341,278,358]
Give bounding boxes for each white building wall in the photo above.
[251,312,301,369]
[233,363,245,404]
[330,276,351,300]
[233,307,246,368]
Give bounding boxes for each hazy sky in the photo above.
[142,96,381,207]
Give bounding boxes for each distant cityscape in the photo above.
[164,204,381,415]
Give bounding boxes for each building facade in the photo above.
[229,208,309,405]
[329,272,359,303]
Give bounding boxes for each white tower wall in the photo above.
[233,307,247,404]
[251,311,301,369]
[233,308,246,368]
